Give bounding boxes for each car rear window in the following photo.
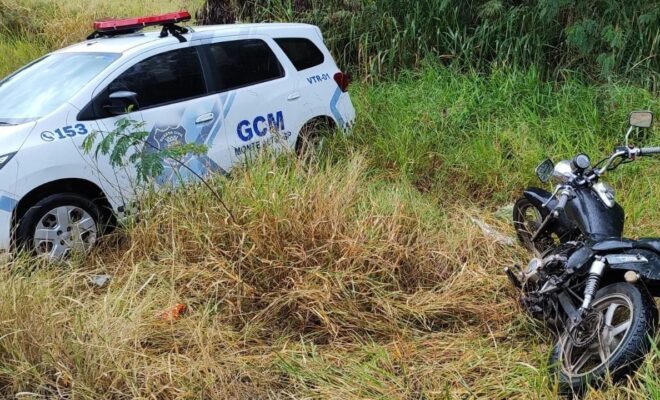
[274,38,325,71]
[206,39,284,92]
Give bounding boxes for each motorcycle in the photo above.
[506,111,660,394]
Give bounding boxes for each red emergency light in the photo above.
[93,11,191,32]
[88,11,191,41]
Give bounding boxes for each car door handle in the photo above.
[195,113,215,124]
[287,93,301,101]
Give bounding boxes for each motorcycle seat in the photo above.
[590,238,660,254]
[637,238,660,254]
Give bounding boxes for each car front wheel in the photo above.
[16,193,101,259]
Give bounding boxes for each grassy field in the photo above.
[1,0,660,398]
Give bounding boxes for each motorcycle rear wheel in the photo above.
[549,282,658,395]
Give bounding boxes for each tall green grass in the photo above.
[205,0,660,88]
[334,66,659,213]
[3,0,658,86]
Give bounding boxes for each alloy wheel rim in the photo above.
[33,206,97,258]
[560,294,634,377]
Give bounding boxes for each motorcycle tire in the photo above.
[512,197,555,254]
[549,282,658,396]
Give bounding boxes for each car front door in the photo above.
[85,45,228,203]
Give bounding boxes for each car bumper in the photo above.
[339,94,356,129]
[0,209,11,252]
[330,89,356,131]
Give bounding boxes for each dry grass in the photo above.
[0,153,656,398]
[0,0,202,76]
[0,155,533,398]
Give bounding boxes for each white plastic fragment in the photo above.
[470,217,515,246]
[89,274,112,288]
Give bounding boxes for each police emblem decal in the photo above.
[147,125,187,151]
[144,124,225,185]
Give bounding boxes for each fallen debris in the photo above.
[89,274,112,288]
[470,217,515,246]
[494,203,514,221]
[161,303,187,321]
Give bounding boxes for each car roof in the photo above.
[56,23,320,55]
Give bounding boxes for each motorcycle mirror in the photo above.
[629,111,653,129]
[535,159,554,183]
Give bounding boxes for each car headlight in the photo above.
[0,152,16,170]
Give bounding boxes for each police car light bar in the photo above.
[88,11,191,42]
[93,11,191,32]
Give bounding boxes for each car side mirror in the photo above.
[105,91,139,115]
[535,159,554,183]
[629,111,653,129]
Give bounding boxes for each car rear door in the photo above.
[198,36,298,169]
[272,36,330,117]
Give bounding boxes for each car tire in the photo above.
[16,193,101,258]
[295,118,333,157]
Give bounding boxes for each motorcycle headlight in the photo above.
[552,160,576,183]
[593,182,616,208]
[0,152,16,170]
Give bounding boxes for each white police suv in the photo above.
[0,11,356,258]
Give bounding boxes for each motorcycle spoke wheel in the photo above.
[561,294,633,377]
[513,201,542,250]
[513,198,560,255]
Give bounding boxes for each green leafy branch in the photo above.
[82,117,236,223]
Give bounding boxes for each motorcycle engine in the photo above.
[522,244,575,286]
[520,243,578,324]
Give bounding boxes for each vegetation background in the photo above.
[0,0,659,398]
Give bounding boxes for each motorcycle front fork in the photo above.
[504,265,522,289]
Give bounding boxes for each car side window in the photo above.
[205,39,284,92]
[104,47,206,111]
[274,38,325,71]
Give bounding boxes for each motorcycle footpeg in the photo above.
[504,265,522,289]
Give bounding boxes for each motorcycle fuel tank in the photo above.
[565,186,625,240]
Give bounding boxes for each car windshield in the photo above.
[0,52,119,124]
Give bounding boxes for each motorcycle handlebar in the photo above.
[554,191,570,212]
[639,147,660,156]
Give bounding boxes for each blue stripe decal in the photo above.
[0,196,17,212]
[223,92,236,118]
[329,87,345,127]
[205,92,236,148]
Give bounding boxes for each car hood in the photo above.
[0,122,37,153]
